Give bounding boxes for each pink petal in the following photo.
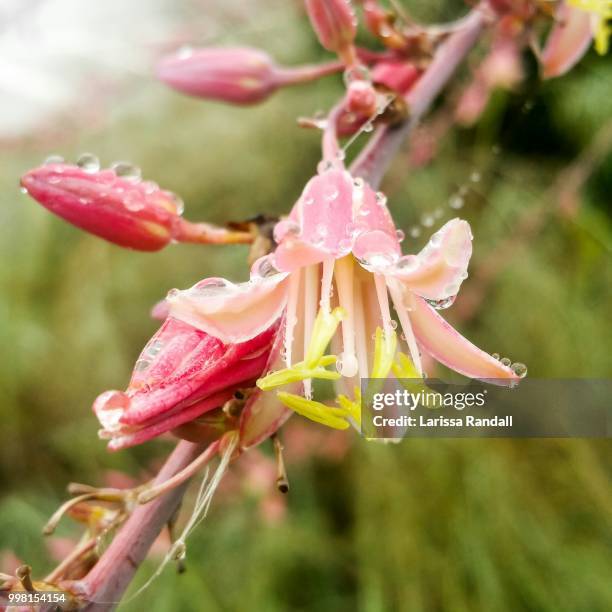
[167,273,288,343]
[541,4,593,79]
[407,292,519,383]
[390,218,472,300]
[273,236,331,272]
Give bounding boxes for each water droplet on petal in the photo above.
[324,186,339,202]
[500,357,511,367]
[169,192,184,215]
[396,229,405,242]
[253,255,281,280]
[376,191,387,206]
[44,155,64,165]
[353,177,365,189]
[390,320,398,330]
[429,231,443,247]
[193,279,233,297]
[343,64,371,87]
[317,160,333,174]
[20,186,28,194]
[77,153,100,173]
[511,362,527,377]
[426,295,456,309]
[336,150,346,161]
[396,255,419,272]
[492,353,500,360]
[111,161,142,182]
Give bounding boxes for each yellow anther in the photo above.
[371,327,397,379]
[304,307,345,367]
[336,386,362,426]
[277,392,350,430]
[391,352,420,380]
[257,307,345,391]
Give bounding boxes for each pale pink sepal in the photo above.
[390,218,472,300]
[167,274,288,343]
[406,293,519,383]
[541,4,593,79]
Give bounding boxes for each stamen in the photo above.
[277,392,350,429]
[303,264,319,398]
[374,273,394,348]
[354,276,369,379]
[336,386,362,427]
[257,308,345,391]
[320,258,335,313]
[371,327,397,379]
[334,256,359,377]
[284,270,301,367]
[387,281,423,376]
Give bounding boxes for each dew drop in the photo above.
[20,186,28,194]
[409,226,421,238]
[336,150,346,161]
[194,279,233,297]
[336,352,359,377]
[492,353,500,360]
[390,320,398,330]
[375,191,387,206]
[324,186,339,202]
[343,64,371,87]
[111,161,142,182]
[253,255,281,280]
[426,295,456,309]
[363,122,374,133]
[511,362,527,377]
[500,357,511,367]
[396,229,405,242]
[44,155,64,165]
[169,192,184,215]
[77,153,100,173]
[449,195,464,210]
[429,231,443,247]
[317,160,333,174]
[396,255,419,272]
[421,214,434,228]
[353,177,365,189]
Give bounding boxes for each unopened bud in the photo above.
[372,60,421,94]
[21,162,182,251]
[305,0,357,55]
[346,80,377,115]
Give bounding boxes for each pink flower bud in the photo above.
[21,161,182,251]
[157,47,280,105]
[94,316,280,450]
[305,0,357,54]
[372,60,421,94]
[345,80,377,115]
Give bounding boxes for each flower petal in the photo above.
[541,4,593,79]
[167,274,288,343]
[407,292,519,383]
[391,219,472,300]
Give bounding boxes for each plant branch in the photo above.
[350,4,489,187]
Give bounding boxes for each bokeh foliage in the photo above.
[0,1,610,610]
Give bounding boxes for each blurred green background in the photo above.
[0,0,611,610]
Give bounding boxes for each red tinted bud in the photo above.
[305,0,357,54]
[346,80,378,115]
[21,161,182,251]
[157,47,279,105]
[372,61,421,94]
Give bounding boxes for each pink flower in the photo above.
[20,160,251,251]
[167,163,524,433]
[157,46,342,105]
[93,315,279,450]
[305,0,357,56]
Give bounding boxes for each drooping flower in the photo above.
[93,315,279,450]
[157,46,342,105]
[21,159,251,251]
[167,162,524,432]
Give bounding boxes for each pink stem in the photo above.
[70,441,206,610]
[350,5,488,187]
[273,60,344,85]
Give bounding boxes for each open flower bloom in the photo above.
[93,316,279,450]
[167,164,523,433]
[541,0,611,78]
